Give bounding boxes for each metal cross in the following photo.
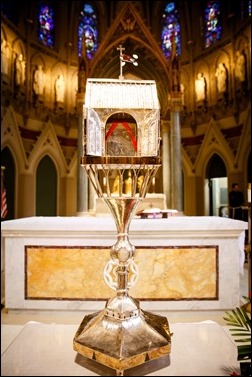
[117,45,125,79]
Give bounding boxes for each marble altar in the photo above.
[1,216,247,311]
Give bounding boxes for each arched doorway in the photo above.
[36,155,57,216]
[206,154,227,216]
[1,147,15,220]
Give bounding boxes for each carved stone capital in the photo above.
[168,91,183,112]
[76,93,85,114]
[160,119,170,133]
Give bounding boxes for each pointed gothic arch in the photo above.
[207,153,227,178]
[206,153,227,216]
[36,155,57,216]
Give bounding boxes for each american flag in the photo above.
[1,184,8,219]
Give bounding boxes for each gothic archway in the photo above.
[206,154,227,216]
[36,155,57,216]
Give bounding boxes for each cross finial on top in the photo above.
[117,45,138,80]
[117,45,125,79]
[117,44,125,56]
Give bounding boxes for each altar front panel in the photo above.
[1,216,247,311]
[25,246,218,300]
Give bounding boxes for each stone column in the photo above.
[169,93,183,211]
[76,58,89,216]
[161,120,170,208]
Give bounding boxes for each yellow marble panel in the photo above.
[25,246,218,300]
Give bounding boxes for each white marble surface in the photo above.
[1,216,247,311]
[1,321,240,376]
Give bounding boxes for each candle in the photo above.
[152,177,155,193]
[247,183,251,203]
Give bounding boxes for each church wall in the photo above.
[1,1,251,218]
[187,176,206,217]
[183,176,197,216]
[57,172,77,217]
[17,173,35,218]
[228,173,246,193]
[64,175,77,216]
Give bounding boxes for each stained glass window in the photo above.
[161,2,181,59]
[240,0,251,18]
[38,2,54,48]
[78,3,98,59]
[204,1,222,48]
